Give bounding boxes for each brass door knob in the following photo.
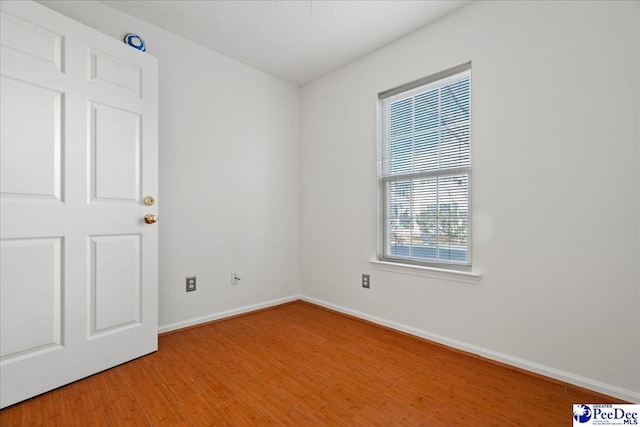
[144,214,158,224]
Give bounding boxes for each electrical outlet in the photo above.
[362,274,370,289]
[186,276,196,292]
[231,272,241,285]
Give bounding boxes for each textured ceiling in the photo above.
[98,0,472,86]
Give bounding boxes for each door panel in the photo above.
[90,234,141,334]
[0,238,63,358]
[90,103,141,202]
[0,10,63,71]
[89,49,141,97]
[0,1,158,408]
[0,77,63,199]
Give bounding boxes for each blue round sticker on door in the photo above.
[123,33,146,52]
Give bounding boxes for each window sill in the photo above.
[368,260,481,285]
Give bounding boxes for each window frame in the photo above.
[377,63,472,272]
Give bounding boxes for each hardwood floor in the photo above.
[0,301,625,426]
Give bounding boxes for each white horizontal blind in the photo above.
[379,64,471,269]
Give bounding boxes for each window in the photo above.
[378,63,471,270]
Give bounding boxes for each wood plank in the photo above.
[59,376,109,426]
[0,400,23,426]
[92,369,151,426]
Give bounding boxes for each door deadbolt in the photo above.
[143,196,155,206]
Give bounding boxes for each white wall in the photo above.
[40,1,301,330]
[301,0,640,401]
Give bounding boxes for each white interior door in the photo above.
[0,1,158,408]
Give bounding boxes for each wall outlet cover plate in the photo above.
[186,276,196,292]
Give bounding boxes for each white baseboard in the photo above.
[158,294,300,334]
[300,295,640,403]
